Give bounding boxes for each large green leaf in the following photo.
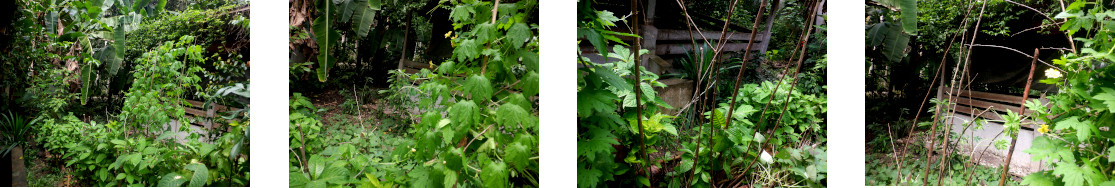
[590,66,631,91]
[440,147,464,171]
[80,62,93,105]
[507,23,531,48]
[475,23,497,43]
[1026,136,1076,164]
[450,5,475,24]
[463,75,493,101]
[505,93,532,110]
[1055,116,1093,142]
[46,11,58,35]
[1021,171,1057,186]
[882,26,909,62]
[519,71,539,97]
[481,161,509,188]
[577,88,618,116]
[1054,162,1085,185]
[313,4,340,82]
[158,172,188,187]
[449,100,480,128]
[185,163,209,187]
[505,138,531,172]
[1093,87,1115,111]
[578,28,607,55]
[866,23,888,46]
[340,0,356,23]
[289,172,310,187]
[353,0,378,39]
[308,155,326,179]
[454,39,479,62]
[113,17,126,75]
[496,102,529,129]
[898,0,917,35]
[86,0,106,18]
[131,0,151,12]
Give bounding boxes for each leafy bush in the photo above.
[1017,2,1115,185]
[289,0,539,187]
[121,35,205,135]
[577,2,826,187]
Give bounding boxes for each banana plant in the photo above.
[312,0,382,82]
[54,0,168,105]
[866,0,917,63]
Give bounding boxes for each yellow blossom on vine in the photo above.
[428,60,434,68]
[444,31,452,38]
[452,34,458,40]
[1038,124,1050,135]
[1045,69,1062,79]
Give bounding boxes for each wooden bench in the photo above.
[183,99,241,131]
[937,86,1049,129]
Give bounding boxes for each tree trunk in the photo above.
[9,146,26,187]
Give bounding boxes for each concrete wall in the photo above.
[947,114,1047,176]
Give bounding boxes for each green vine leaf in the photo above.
[454,39,479,62]
[449,100,480,128]
[475,23,497,43]
[1093,87,1115,111]
[450,5,474,24]
[1054,159,1085,185]
[1021,171,1057,186]
[507,23,531,48]
[1026,136,1073,163]
[496,102,529,129]
[463,75,493,101]
[441,147,464,171]
[481,161,509,188]
[1055,116,1093,142]
[577,88,618,116]
[505,138,531,172]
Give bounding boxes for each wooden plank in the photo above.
[656,29,762,41]
[950,104,1041,129]
[952,97,1026,115]
[181,99,243,130]
[184,107,208,117]
[401,59,432,70]
[942,87,1047,105]
[655,42,762,55]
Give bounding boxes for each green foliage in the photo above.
[5,1,250,187]
[1017,2,1115,185]
[121,36,204,134]
[0,111,41,156]
[865,147,1018,186]
[290,1,539,187]
[866,0,917,63]
[309,0,383,82]
[36,112,249,186]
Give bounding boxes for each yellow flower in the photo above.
[444,31,452,38]
[428,61,434,68]
[452,34,458,40]
[1038,124,1050,135]
[1045,69,1062,79]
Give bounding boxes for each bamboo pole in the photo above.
[630,0,652,186]
[998,48,1039,185]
